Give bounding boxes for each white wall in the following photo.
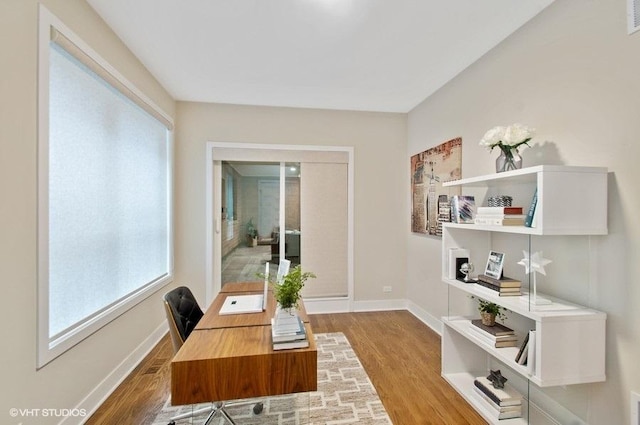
[173,102,408,306]
[0,1,175,423]
[407,0,640,423]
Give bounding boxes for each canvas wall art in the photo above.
[411,137,462,236]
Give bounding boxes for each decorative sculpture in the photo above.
[518,250,552,306]
[487,369,507,389]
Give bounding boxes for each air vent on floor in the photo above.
[630,0,640,34]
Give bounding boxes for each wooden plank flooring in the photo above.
[85,311,486,424]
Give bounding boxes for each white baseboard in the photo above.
[406,300,443,336]
[303,297,409,314]
[67,322,168,425]
[303,296,351,314]
[353,298,407,312]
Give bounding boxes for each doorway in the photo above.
[219,161,301,285]
[205,143,353,310]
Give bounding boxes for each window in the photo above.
[37,8,173,367]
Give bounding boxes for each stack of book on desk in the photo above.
[469,319,518,348]
[477,274,522,296]
[474,206,526,226]
[473,376,523,420]
[271,315,309,350]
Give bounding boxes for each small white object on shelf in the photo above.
[518,250,552,306]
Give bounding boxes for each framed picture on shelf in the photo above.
[485,251,505,279]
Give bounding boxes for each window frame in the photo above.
[37,6,174,368]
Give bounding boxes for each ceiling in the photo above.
[87,0,555,113]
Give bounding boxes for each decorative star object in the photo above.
[518,250,553,306]
[518,251,552,276]
[487,369,507,389]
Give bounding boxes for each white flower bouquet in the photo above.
[479,123,535,153]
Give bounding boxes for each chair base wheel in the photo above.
[253,402,264,415]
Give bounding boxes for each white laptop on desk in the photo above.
[219,262,272,315]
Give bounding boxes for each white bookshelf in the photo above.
[442,165,608,235]
[441,165,608,424]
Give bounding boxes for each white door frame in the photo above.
[205,142,354,311]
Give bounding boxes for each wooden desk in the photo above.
[171,323,317,405]
[171,285,317,406]
[219,281,265,293]
[195,284,309,331]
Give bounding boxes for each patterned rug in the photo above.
[152,333,392,425]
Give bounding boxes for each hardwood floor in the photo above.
[85,311,486,425]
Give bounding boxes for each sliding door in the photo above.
[208,144,352,304]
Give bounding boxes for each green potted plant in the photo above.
[476,298,507,326]
[272,265,316,311]
[264,265,316,332]
[245,218,258,247]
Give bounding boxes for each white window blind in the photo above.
[38,7,173,367]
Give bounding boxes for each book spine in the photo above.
[525,189,537,227]
[474,217,525,226]
[472,387,522,414]
[514,332,530,363]
[468,325,497,343]
[476,279,500,292]
[478,274,521,288]
[473,379,503,406]
[476,279,520,294]
[527,330,536,374]
[476,206,523,215]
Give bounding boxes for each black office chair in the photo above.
[163,286,263,425]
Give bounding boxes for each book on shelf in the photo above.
[517,345,529,365]
[474,216,526,226]
[527,330,536,375]
[471,319,515,337]
[474,213,526,220]
[514,331,530,364]
[438,197,451,223]
[473,376,523,407]
[271,317,306,343]
[468,325,518,347]
[524,188,538,228]
[478,274,521,288]
[476,206,524,215]
[472,387,523,419]
[272,338,310,351]
[475,279,522,296]
[450,195,476,224]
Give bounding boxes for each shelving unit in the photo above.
[440,165,608,424]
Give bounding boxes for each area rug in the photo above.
[152,332,392,425]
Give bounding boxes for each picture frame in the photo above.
[484,251,505,280]
[410,137,462,236]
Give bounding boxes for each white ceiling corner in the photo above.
[86,0,556,113]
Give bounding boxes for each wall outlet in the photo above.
[632,391,640,425]
[383,286,392,293]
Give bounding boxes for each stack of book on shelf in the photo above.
[477,273,522,296]
[468,319,518,348]
[474,206,526,226]
[473,376,523,420]
[271,315,309,350]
